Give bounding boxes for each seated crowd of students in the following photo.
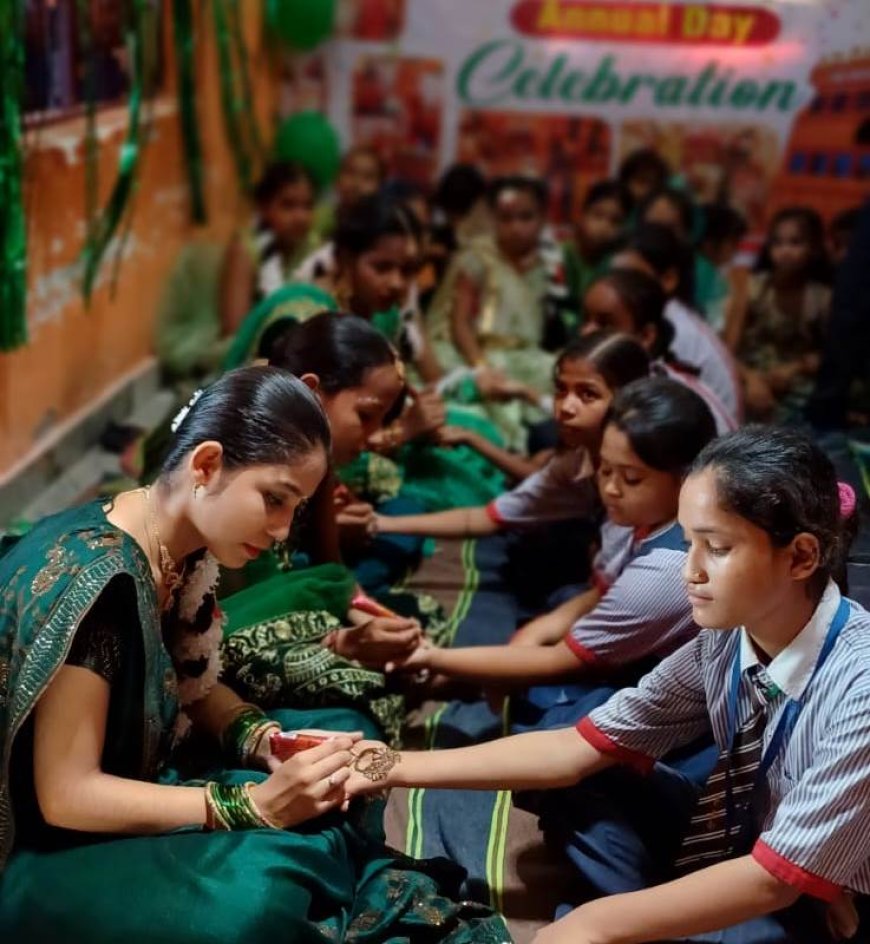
[0,144,867,944]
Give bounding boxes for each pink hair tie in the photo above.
[838,482,857,519]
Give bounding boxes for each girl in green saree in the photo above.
[0,367,509,943]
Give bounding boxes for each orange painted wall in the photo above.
[0,3,276,478]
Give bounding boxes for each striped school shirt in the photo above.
[486,447,598,527]
[665,299,743,422]
[578,581,870,901]
[567,520,698,667]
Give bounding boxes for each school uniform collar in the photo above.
[633,519,677,547]
[738,580,841,700]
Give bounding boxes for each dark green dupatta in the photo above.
[0,501,176,873]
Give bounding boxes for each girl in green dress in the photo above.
[219,161,320,337]
[0,366,510,943]
[562,181,629,320]
[426,176,561,451]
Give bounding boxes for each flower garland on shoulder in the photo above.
[166,552,224,741]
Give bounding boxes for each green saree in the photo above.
[0,503,511,943]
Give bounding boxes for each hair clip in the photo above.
[170,388,204,434]
[838,482,857,520]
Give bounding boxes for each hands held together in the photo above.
[247,730,402,829]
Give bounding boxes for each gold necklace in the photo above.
[142,486,183,606]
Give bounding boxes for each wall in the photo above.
[0,2,276,480]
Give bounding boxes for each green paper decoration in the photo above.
[0,0,27,351]
[213,0,263,192]
[173,0,207,223]
[80,0,148,302]
[274,111,341,192]
[266,0,337,51]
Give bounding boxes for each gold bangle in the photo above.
[242,782,282,829]
[204,782,230,831]
[246,720,281,765]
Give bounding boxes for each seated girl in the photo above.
[730,206,832,422]
[613,222,743,423]
[582,267,738,435]
[696,202,748,334]
[0,366,509,942]
[219,161,318,336]
[617,147,671,214]
[309,144,385,244]
[219,314,449,744]
[346,425,868,944]
[373,330,650,541]
[637,184,733,327]
[397,378,715,717]
[562,180,630,316]
[426,175,562,450]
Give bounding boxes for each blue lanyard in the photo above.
[723,596,851,842]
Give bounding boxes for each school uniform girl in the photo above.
[346,425,867,944]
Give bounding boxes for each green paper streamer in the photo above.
[227,0,264,164]
[77,0,99,258]
[80,0,147,302]
[212,0,261,193]
[0,0,27,351]
[172,0,207,224]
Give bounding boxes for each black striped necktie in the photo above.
[674,666,773,875]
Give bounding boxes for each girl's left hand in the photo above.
[342,739,402,797]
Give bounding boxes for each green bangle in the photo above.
[222,705,267,766]
[221,705,266,759]
[206,782,270,831]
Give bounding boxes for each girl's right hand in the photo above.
[248,737,357,828]
[335,616,423,667]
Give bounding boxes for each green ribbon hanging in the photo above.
[212,0,262,193]
[77,0,99,265]
[80,0,148,302]
[0,0,27,351]
[172,0,207,223]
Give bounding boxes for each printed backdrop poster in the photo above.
[293,0,870,230]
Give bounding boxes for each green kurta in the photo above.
[0,503,511,943]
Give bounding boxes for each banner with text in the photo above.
[284,0,870,230]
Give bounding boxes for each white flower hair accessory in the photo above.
[170,388,204,434]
